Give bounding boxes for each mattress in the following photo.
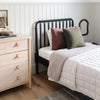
[39,42,93,60]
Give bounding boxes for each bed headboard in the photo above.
[35,18,73,74]
[35,18,74,53]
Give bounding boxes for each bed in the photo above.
[35,18,75,74]
[35,18,100,100]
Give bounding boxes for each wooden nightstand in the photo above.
[0,34,31,92]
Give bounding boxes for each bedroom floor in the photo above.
[0,72,64,100]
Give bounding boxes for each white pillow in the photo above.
[47,29,52,46]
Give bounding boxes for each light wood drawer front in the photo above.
[0,44,5,55]
[0,62,28,92]
[0,51,28,67]
[6,39,28,53]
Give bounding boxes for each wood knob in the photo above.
[15,54,19,59]
[15,43,19,47]
[16,65,19,70]
[17,76,20,80]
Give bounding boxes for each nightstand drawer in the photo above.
[0,62,28,92]
[0,50,28,67]
[5,39,28,53]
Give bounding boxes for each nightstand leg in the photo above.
[28,38,32,88]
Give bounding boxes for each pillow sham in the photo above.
[47,29,52,46]
[63,27,85,49]
[51,28,66,50]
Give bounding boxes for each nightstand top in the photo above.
[0,34,31,43]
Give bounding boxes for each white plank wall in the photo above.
[93,3,100,44]
[0,3,95,74]
[0,3,92,34]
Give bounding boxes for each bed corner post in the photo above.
[35,22,39,74]
[35,53,39,74]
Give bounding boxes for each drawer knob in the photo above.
[15,43,19,47]
[15,54,19,59]
[17,76,20,80]
[16,65,19,70]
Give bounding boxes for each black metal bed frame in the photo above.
[35,18,74,74]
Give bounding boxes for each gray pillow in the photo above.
[63,27,85,49]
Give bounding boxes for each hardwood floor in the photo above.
[0,72,64,100]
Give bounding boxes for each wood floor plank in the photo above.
[0,72,64,100]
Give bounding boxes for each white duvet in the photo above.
[49,47,100,100]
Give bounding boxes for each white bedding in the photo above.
[39,42,100,99]
[39,42,93,60]
[39,46,54,60]
[48,46,100,100]
[57,48,100,100]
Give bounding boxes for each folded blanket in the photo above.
[48,44,99,81]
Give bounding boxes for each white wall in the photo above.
[0,3,95,74]
[93,4,100,44]
[0,0,100,3]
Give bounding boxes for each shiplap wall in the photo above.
[0,3,95,74]
[93,3,100,44]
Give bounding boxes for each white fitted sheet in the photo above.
[39,42,93,60]
[39,46,54,60]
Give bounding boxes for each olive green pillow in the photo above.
[63,27,85,49]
